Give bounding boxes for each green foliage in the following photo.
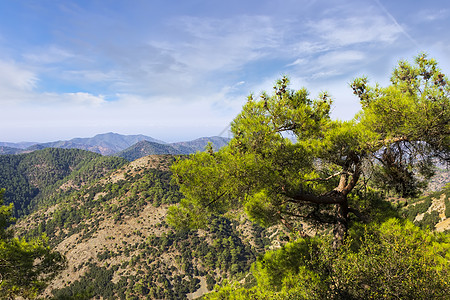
[208,219,450,300]
[251,237,321,290]
[169,54,450,246]
[0,189,66,299]
[168,79,334,230]
[356,54,450,196]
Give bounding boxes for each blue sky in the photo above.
[0,0,449,143]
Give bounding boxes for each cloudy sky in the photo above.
[0,0,449,143]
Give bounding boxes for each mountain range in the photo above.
[0,133,230,160]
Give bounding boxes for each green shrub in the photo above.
[207,219,450,300]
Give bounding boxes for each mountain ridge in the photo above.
[26,132,167,155]
[0,141,37,149]
[115,136,230,161]
[0,133,230,157]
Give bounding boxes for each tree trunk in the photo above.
[332,198,348,249]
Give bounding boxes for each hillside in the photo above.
[115,136,230,161]
[14,154,280,299]
[0,148,127,217]
[401,183,450,231]
[115,141,191,161]
[0,145,24,155]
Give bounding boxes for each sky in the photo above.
[0,0,449,143]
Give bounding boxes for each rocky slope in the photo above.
[14,155,279,299]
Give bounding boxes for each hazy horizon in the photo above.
[0,131,233,145]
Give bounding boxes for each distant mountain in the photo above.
[0,146,25,155]
[116,136,230,161]
[0,141,37,149]
[115,141,189,161]
[171,136,230,151]
[26,132,166,155]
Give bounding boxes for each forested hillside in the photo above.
[115,141,191,161]
[0,148,127,217]
[0,146,24,155]
[401,183,450,230]
[13,155,278,299]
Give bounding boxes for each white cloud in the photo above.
[292,41,330,55]
[316,50,366,69]
[167,15,280,72]
[286,58,306,67]
[416,9,449,22]
[62,92,106,107]
[0,60,37,92]
[309,16,402,47]
[0,60,38,104]
[62,69,122,84]
[23,46,74,64]
[0,91,238,143]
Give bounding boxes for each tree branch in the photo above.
[205,191,227,208]
[348,206,368,223]
[283,190,345,205]
[302,171,351,182]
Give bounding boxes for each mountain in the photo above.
[0,148,127,217]
[114,141,191,161]
[171,136,230,151]
[0,134,230,158]
[0,146,25,155]
[116,136,230,161]
[13,154,277,299]
[26,132,166,155]
[0,141,37,149]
